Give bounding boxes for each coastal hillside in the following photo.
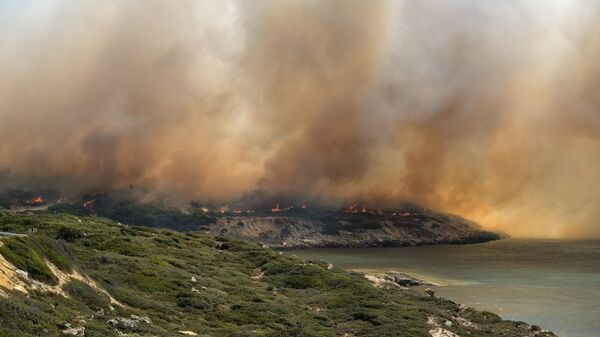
[209,211,500,249]
[45,196,501,249]
[0,210,550,337]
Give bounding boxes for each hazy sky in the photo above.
[1,0,599,238]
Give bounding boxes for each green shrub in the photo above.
[264,262,351,290]
[30,236,73,273]
[467,310,502,324]
[0,297,53,335]
[0,237,57,285]
[64,280,111,311]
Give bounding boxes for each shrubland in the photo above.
[0,212,551,337]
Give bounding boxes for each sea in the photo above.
[290,240,600,337]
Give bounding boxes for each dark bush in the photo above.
[176,296,207,310]
[56,227,84,242]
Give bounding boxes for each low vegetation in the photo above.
[50,201,215,231]
[63,279,111,311]
[0,237,60,285]
[0,211,552,336]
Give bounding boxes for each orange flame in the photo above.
[27,196,45,205]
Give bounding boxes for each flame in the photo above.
[27,196,45,205]
[344,204,372,214]
[345,204,358,213]
[345,204,389,215]
[271,203,282,213]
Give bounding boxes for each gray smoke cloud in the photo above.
[0,0,599,238]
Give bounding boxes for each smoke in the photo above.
[1,0,599,238]
[246,1,388,197]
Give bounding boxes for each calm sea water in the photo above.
[290,240,600,337]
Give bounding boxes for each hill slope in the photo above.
[210,210,500,249]
[0,211,551,337]
[48,199,501,249]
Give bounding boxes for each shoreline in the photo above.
[351,268,557,337]
[286,242,572,337]
[270,235,504,251]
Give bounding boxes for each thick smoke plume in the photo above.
[1,0,599,238]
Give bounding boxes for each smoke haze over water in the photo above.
[1,0,600,238]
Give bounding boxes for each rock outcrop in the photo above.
[360,270,433,288]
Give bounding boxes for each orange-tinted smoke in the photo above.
[1,1,599,238]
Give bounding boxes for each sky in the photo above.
[0,0,599,238]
